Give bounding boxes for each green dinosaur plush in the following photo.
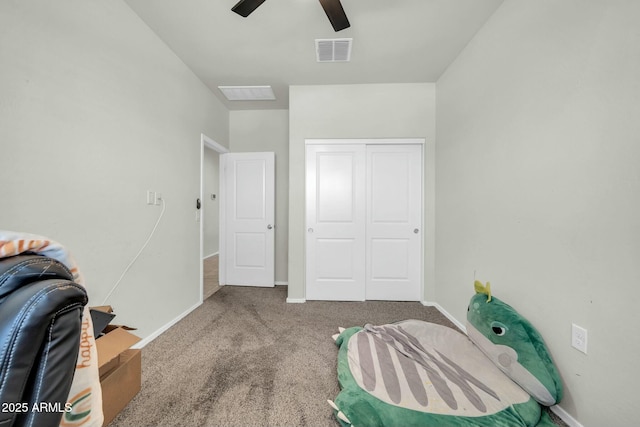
[330,282,563,427]
[467,281,563,406]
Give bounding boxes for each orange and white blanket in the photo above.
[0,230,103,427]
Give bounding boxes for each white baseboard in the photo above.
[286,297,306,303]
[275,281,288,286]
[203,251,219,259]
[550,405,584,427]
[421,300,467,333]
[132,300,202,349]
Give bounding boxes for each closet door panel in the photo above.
[366,145,422,301]
[306,145,366,301]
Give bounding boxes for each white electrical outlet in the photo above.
[571,323,588,354]
[146,190,155,205]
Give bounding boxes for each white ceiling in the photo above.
[124,0,504,110]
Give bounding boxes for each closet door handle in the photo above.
[267,224,273,230]
[414,228,420,234]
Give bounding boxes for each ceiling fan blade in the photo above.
[318,0,350,32]
[232,0,267,17]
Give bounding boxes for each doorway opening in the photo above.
[200,134,229,302]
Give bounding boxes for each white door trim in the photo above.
[200,133,229,304]
[306,138,425,146]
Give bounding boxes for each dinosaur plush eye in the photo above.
[491,321,508,336]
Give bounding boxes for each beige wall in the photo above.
[436,1,640,425]
[229,110,289,284]
[0,0,229,338]
[288,83,436,301]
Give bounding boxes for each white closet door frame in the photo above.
[305,138,424,301]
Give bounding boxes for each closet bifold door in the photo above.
[305,144,366,301]
[365,144,422,301]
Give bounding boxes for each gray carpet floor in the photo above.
[108,285,566,427]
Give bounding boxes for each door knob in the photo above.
[267,224,273,230]
[414,228,420,234]
[308,228,314,233]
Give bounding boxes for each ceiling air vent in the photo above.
[315,38,352,62]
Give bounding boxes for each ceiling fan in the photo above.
[232,0,350,32]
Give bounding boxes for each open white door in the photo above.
[220,152,275,287]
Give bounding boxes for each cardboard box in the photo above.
[96,325,140,377]
[91,306,141,426]
[100,349,141,426]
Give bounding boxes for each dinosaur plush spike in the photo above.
[474,280,492,302]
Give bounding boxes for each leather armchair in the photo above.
[0,254,88,427]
